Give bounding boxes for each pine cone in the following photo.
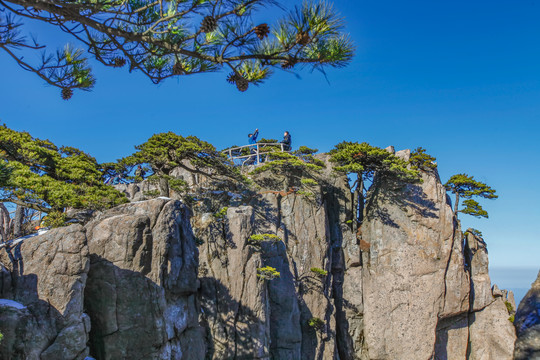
[111,57,126,68]
[61,88,73,100]
[281,59,296,69]
[254,23,270,40]
[226,72,239,84]
[235,76,249,92]
[200,16,218,33]
[296,31,311,46]
[172,62,183,75]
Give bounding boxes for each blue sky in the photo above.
[0,0,538,288]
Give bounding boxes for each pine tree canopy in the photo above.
[0,0,354,98]
[122,131,243,181]
[444,173,498,219]
[329,141,419,183]
[444,174,497,200]
[0,162,11,187]
[410,147,437,170]
[0,124,128,214]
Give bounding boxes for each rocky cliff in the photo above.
[514,270,540,360]
[0,154,518,359]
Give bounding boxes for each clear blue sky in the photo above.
[1,0,538,284]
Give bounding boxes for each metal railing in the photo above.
[223,143,288,167]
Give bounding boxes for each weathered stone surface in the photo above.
[465,230,494,311]
[468,296,516,360]
[0,225,91,359]
[195,186,337,359]
[514,270,540,360]
[359,169,456,359]
[84,198,204,360]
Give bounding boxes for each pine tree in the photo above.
[329,142,419,225]
[122,132,243,196]
[0,125,128,223]
[444,173,497,218]
[0,0,354,98]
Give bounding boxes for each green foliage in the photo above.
[257,266,280,280]
[461,199,488,218]
[248,233,282,244]
[295,146,319,155]
[410,147,437,170]
[250,151,323,175]
[308,317,325,331]
[122,132,243,195]
[0,331,2,343]
[1,0,354,97]
[508,315,515,323]
[143,189,160,198]
[310,267,328,277]
[504,301,514,314]
[301,178,319,186]
[214,207,228,219]
[444,174,497,218]
[296,190,315,198]
[258,138,279,144]
[464,228,483,238]
[42,211,67,228]
[0,161,11,186]
[0,125,128,214]
[329,141,419,182]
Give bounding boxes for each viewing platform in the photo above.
[223,143,290,168]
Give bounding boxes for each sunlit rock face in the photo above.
[0,153,518,359]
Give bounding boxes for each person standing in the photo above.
[246,128,260,164]
[281,131,292,151]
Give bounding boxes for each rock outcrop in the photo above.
[514,270,540,360]
[0,198,205,360]
[0,225,91,360]
[0,152,519,359]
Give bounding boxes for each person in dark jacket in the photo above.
[281,131,292,151]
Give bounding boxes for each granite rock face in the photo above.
[514,270,540,360]
[84,198,205,360]
[0,198,205,360]
[0,225,91,360]
[0,152,520,360]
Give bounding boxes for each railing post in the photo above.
[229,149,232,159]
[256,144,260,165]
[281,143,284,152]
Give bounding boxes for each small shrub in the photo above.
[214,207,228,219]
[257,266,280,280]
[508,315,515,323]
[300,178,319,186]
[310,267,328,277]
[345,219,353,224]
[308,317,325,331]
[42,211,67,228]
[294,146,318,155]
[143,189,160,198]
[410,147,437,170]
[504,301,514,314]
[248,234,282,244]
[0,331,3,343]
[296,190,314,198]
[464,228,483,238]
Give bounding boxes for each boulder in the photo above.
[0,225,91,359]
[84,198,204,360]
